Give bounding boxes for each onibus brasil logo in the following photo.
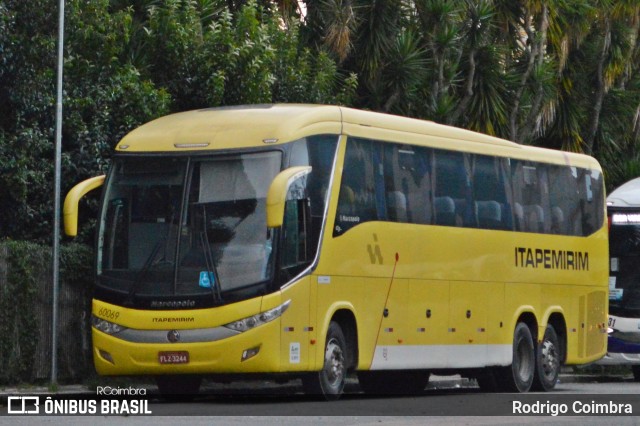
[7,387,152,415]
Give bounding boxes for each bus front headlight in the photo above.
[92,315,128,335]
[223,300,291,333]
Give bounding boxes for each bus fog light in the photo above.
[241,346,261,362]
[99,349,115,364]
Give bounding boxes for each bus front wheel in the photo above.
[303,321,347,400]
[532,324,560,391]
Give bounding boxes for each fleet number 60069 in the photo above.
[98,308,120,321]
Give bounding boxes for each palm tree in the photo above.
[584,1,640,155]
[414,0,461,120]
[448,0,497,128]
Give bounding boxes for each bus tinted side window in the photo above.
[383,144,433,225]
[333,137,604,237]
[548,165,580,235]
[547,166,605,236]
[334,138,380,236]
[515,163,604,237]
[511,161,551,234]
[584,169,605,233]
[434,150,469,227]
[472,155,512,230]
[288,135,339,260]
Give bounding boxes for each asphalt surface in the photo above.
[0,369,625,399]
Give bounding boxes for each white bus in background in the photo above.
[600,177,640,379]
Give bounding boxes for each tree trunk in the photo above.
[449,48,476,125]
[510,5,551,143]
[519,5,549,142]
[585,19,611,156]
[509,9,536,142]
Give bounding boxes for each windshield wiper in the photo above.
[125,236,165,306]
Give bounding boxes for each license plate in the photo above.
[158,351,189,364]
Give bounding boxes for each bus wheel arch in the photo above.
[495,313,537,392]
[330,309,359,371]
[303,309,358,399]
[546,313,567,364]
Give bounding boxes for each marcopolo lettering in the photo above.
[514,247,589,271]
[150,300,196,308]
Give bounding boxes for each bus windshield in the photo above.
[609,215,640,316]
[97,152,281,306]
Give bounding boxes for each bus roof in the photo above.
[608,177,640,208]
[115,104,600,169]
[117,104,342,152]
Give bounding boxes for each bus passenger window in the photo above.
[524,204,545,233]
[513,202,525,231]
[550,206,565,234]
[472,155,511,230]
[476,200,503,229]
[434,150,468,227]
[435,196,456,226]
[386,191,408,222]
[289,136,339,251]
[549,166,583,236]
[383,144,432,225]
[585,169,604,233]
[511,161,551,234]
[334,139,379,236]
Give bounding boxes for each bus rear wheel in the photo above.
[496,322,535,392]
[303,321,347,400]
[532,324,560,391]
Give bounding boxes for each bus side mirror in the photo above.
[266,166,312,228]
[63,175,106,237]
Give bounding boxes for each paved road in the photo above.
[2,375,639,425]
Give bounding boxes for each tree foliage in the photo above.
[0,0,355,242]
[306,0,640,188]
[2,0,640,242]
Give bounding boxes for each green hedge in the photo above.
[0,241,94,385]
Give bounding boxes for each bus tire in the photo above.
[532,324,560,391]
[155,375,202,401]
[497,322,535,392]
[302,321,347,400]
[358,370,430,395]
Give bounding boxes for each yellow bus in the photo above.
[64,104,608,399]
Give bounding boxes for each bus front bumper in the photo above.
[92,321,281,376]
